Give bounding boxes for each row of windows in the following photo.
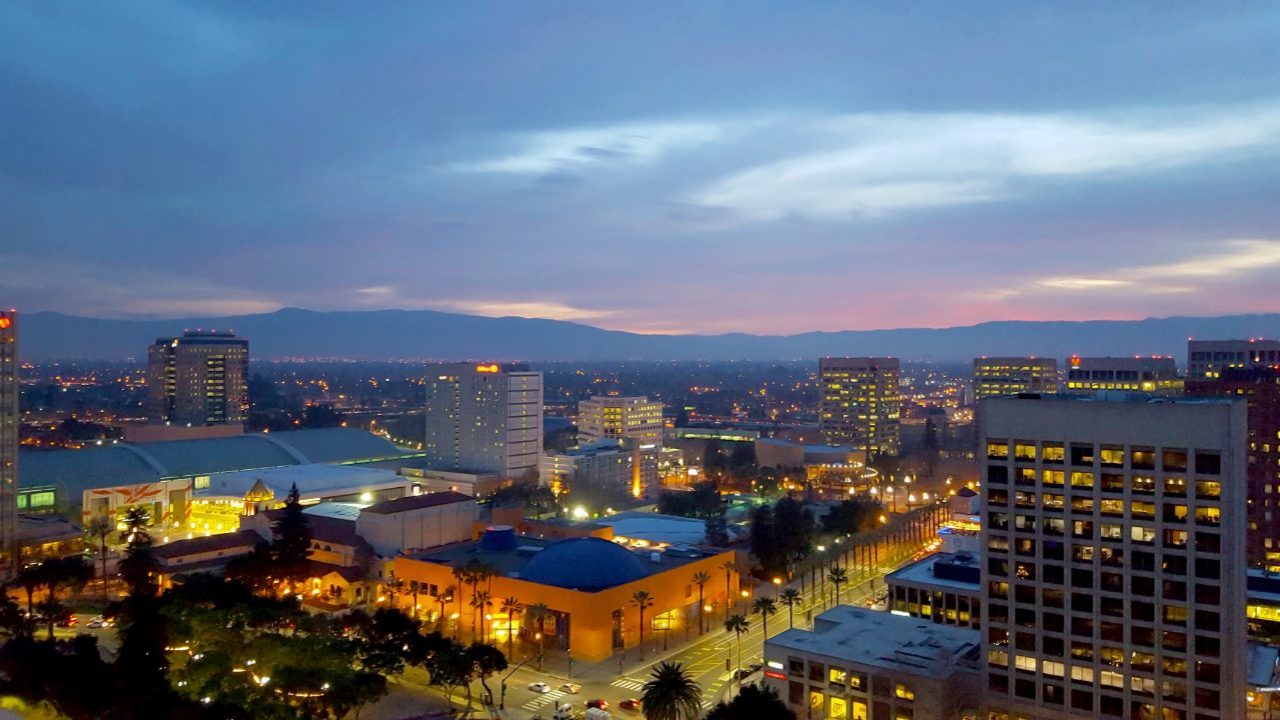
[987,441,1219,474]
[988,473,1221,498]
[988,671,1220,718]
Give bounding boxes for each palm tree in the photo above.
[450,565,469,638]
[13,563,45,617]
[723,614,749,683]
[751,597,778,640]
[828,565,848,605]
[640,661,702,720]
[525,602,550,670]
[631,590,654,661]
[120,506,151,545]
[720,559,735,617]
[470,590,493,642]
[691,571,711,635]
[500,595,523,660]
[437,585,454,628]
[778,588,802,629]
[84,515,114,604]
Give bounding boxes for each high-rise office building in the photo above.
[577,396,663,446]
[819,357,901,457]
[1187,339,1280,381]
[1064,356,1182,396]
[147,330,249,426]
[424,363,543,480]
[0,310,17,576]
[980,395,1247,720]
[1187,364,1280,569]
[973,358,1058,401]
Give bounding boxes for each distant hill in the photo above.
[14,308,1280,363]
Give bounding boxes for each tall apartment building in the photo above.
[819,357,901,457]
[147,330,249,426]
[577,396,663,446]
[980,395,1247,720]
[973,358,1058,401]
[1187,365,1280,569]
[0,310,18,576]
[1064,356,1182,396]
[1187,338,1280,381]
[423,363,543,480]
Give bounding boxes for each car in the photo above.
[54,613,76,628]
[560,682,582,694]
[747,662,764,674]
[733,668,756,681]
[529,682,553,693]
[87,615,114,629]
[619,698,642,711]
[586,699,608,709]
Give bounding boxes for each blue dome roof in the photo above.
[520,537,649,591]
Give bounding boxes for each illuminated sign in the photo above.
[0,317,9,329]
[475,364,500,373]
[764,671,787,680]
[766,661,784,670]
[1069,355,1081,368]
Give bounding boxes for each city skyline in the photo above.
[4,3,1280,334]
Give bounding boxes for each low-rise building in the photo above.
[886,551,982,629]
[764,605,982,720]
[541,439,659,500]
[1064,356,1182,395]
[395,531,738,662]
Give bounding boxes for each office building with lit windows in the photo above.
[1187,365,1280,569]
[763,605,983,720]
[973,358,1058,401]
[423,363,543,480]
[0,310,18,576]
[1187,339,1280,381]
[819,357,901,457]
[577,396,664,446]
[980,394,1247,720]
[1064,357,1182,396]
[147,330,249,426]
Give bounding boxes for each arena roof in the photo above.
[20,428,406,496]
[196,463,404,501]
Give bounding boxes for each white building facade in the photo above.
[423,363,543,480]
[577,396,664,446]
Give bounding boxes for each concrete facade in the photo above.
[147,330,249,426]
[577,396,664,446]
[973,358,1058,401]
[0,309,15,576]
[980,394,1247,720]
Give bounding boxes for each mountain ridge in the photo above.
[13,308,1280,363]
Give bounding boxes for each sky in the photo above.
[3,3,1280,335]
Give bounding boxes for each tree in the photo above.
[640,661,702,720]
[120,506,151,545]
[751,597,777,641]
[720,560,736,618]
[723,615,749,682]
[749,504,782,576]
[828,565,848,605]
[39,557,91,640]
[450,566,470,639]
[437,585,455,630]
[705,683,795,720]
[704,511,730,547]
[525,603,550,670]
[691,571,711,634]
[427,638,472,707]
[778,589,802,629]
[470,590,493,643]
[631,590,654,660]
[272,483,312,590]
[84,515,114,604]
[466,642,508,706]
[13,562,45,618]
[500,596,522,660]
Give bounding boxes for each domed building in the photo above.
[519,537,650,592]
[395,526,740,662]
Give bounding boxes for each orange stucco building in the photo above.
[393,532,741,662]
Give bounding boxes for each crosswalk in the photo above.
[520,689,566,712]
[610,677,646,692]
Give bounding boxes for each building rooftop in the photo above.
[363,491,474,515]
[20,428,407,494]
[767,606,981,675]
[885,552,981,592]
[196,463,404,501]
[16,514,82,544]
[596,510,715,547]
[410,534,722,592]
[153,529,260,560]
